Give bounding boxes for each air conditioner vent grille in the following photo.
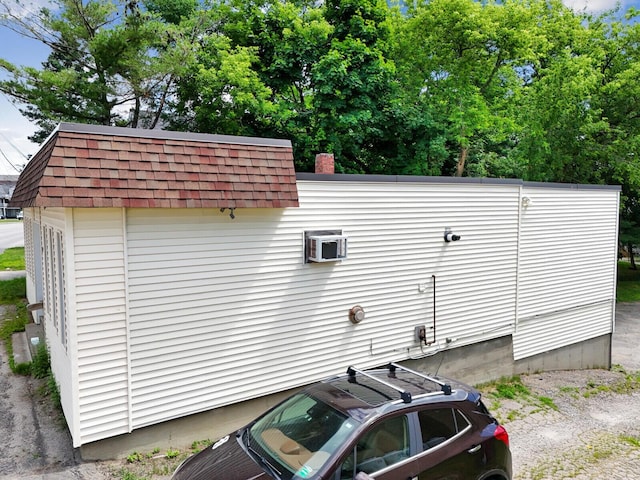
[305,231,348,263]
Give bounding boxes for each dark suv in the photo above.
[171,363,512,480]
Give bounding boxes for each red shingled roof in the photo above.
[10,123,299,209]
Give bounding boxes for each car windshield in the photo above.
[247,393,360,480]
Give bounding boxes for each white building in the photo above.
[11,123,620,458]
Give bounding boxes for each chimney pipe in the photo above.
[315,153,334,174]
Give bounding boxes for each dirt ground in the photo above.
[0,304,106,480]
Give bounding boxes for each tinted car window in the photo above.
[340,415,409,479]
[418,408,470,450]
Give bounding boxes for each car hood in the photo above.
[172,433,271,480]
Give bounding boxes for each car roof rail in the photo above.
[347,366,413,403]
[387,362,452,395]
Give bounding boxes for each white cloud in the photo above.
[1,0,55,20]
[563,0,621,12]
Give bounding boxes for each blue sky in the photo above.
[0,0,638,175]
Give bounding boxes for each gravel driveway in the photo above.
[500,368,640,479]
[0,303,638,479]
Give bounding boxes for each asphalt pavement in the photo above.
[612,301,640,371]
[0,221,25,254]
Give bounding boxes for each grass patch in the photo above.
[0,294,29,372]
[478,376,558,423]
[1,272,61,414]
[0,247,25,270]
[0,278,27,372]
[620,434,640,448]
[493,377,531,399]
[115,448,191,480]
[114,441,211,480]
[0,277,26,302]
[550,366,640,402]
[617,261,640,302]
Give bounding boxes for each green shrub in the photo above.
[31,343,51,379]
[127,451,144,463]
[13,362,32,375]
[166,448,180,459]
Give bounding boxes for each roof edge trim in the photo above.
[57,122,292,148]
[295,173,621,191]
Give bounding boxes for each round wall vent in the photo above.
[349,305,365,324]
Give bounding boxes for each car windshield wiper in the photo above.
[242,429,283,479]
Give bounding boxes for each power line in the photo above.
[0,129,29,161]
[0,145,22,173]
[0,93,34,174]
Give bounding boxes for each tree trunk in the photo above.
[629,241,637,270]
[456,146,468,177]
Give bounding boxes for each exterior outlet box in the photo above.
[415,325,426,343]
[306,233,348,263]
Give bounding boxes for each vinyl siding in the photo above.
[513,302,613,360]
[126,181,520,428]
[60,179,619,445]
[38,208,76,443]
[513,188,619,360]
[73,208,130,445]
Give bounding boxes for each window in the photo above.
[43,227,56,331]
[418,408,470,451]
[56,231,67,348]
[249,393,359,479]
[41,226,68,349]
[340,415,409,479]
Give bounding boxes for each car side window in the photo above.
[418,408,470,451]
[339,415,409,479]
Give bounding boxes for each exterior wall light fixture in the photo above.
[444,228,461,242]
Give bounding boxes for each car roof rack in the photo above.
[388,362,452,396]
[347,366,413,403]
[345,364,453,404]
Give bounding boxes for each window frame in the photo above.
[415,405,473,456]
[335,412,421,480]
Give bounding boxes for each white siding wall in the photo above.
[513,187,619,360]
[59,179,618,446]
[72,208,130,446]
[125,181,520,428]
[37,208,76,441]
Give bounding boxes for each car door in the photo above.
[415,406,486,480]
[335,413,421,480]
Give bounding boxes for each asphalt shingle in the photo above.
[10,123,299,209]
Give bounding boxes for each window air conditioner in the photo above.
[307,235,348,263]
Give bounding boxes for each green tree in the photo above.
[0,0,183,142]
[311,0,400,173]
[512,0,603,182]
[394,0,540,177]
[165,0,331,166]
[168,0,410,173]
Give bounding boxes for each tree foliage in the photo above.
[0,0,191,142]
